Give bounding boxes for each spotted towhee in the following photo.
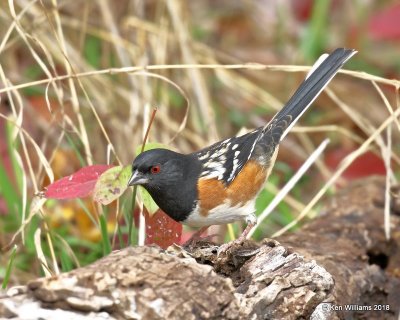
[128,48,356,244]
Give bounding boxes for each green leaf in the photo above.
[2,245,17,289]
[59,249,74,272]
[138,187,159,215]
[99,214,111,255]
[93,165,132,205]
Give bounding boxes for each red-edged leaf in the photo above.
[45,164,113,199]
[144,209,182,249]
[368,3,400,40]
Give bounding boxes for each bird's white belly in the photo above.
[183,200,256,228]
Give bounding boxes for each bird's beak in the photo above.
[128,170,148,186]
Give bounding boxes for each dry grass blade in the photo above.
[167,0,217,139]
[372,81,400,133]
[42,0,93,165]
[292,125,364,144]
[53,234,81,268]
[325,87,399,167]
[273,106,400,238]
[43,221,60,275]
[370,81,397,240]
[0,0,35,53]
[34,228,52,277]
[132,71,191,142]
[0,113,54,185]
[264,182,312,215]
[13,151,27,243]
[5,196,46,250]
[249,139,330,238]
[297,133,332,183]
[384,125,392,239]
[0,64,268,94]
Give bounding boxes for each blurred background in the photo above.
[0,0,399,284]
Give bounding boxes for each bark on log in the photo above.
[1,177,399,319]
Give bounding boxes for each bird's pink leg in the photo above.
[183,226,216,246]
[217,222,255,254]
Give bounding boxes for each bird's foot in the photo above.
[183,226,216,247]
[217,223,255,256]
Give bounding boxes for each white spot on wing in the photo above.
[306,53,329,79]
[228,158,239,182]
[198,152,209,161]
[206,161,222,168]
[248,135,260,161]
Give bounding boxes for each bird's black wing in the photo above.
[195,128,262,185]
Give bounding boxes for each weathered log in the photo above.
[1,177,399,319]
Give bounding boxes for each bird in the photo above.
[128,48,356,247]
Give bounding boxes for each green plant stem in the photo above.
[99,214,111,255]
[2,245,17,289]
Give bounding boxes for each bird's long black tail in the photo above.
[271,48,356,140]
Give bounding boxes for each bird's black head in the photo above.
[128,149,187,189]
[128,148,202,221]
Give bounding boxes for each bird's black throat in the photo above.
[143,153,202,222]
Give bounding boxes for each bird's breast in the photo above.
[183,200,256,227]
[183,159,268,227]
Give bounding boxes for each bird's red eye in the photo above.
[150,165,161,174]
